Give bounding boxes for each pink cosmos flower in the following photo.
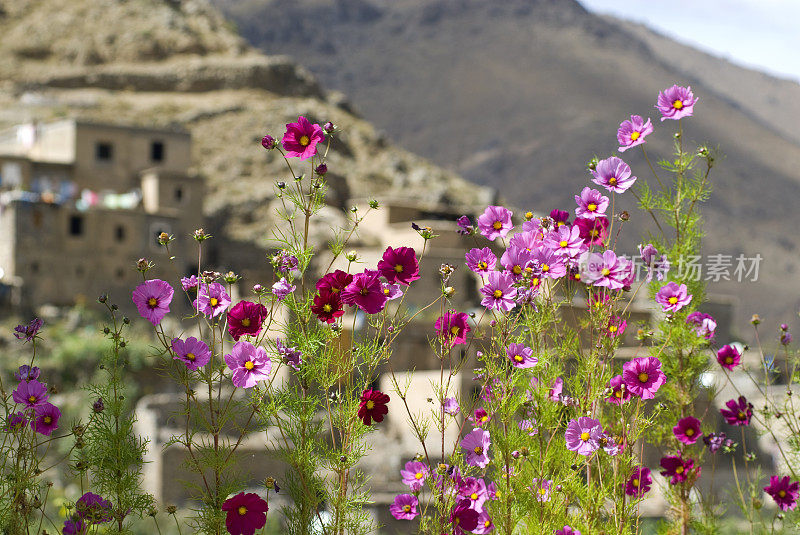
[378,246,420,285]
[606,375,630,405]
[639,244,670,282]
[221,492,269,535]
[435,311,471,347]
[479,271,517,312]
[623,357,666,399]
[224,341,272,388]
[606,316,627,338]
[272,278,295,301]
[574,187,609,220]
[400,461,428,491]
[544,225,586,259]
[716,344,741,370]
[456,215,473,235]
[591,156,637,193]
[549,377,563,402]
[660,455,695,484]
[227,301,269,341]
[531,478,553,502]
[381,282,403,301]
[180,275,199,291]
[531,246,567,279]
[550,209,570,227]
[556,526,581,535]
[458,477,488,511]
[390,494,419,520]
[471,408,491,427]
[132,279,174,325]
[625,466,652,497]
[518,419,539,436]
[15,365,40,382]
[575,216,609,245]
[501,246,534,279]
[720,396,753,426]
[764,475,800,511]
[617,115,653,152]
[673,416,702,445]
[276,339,302,370]
[281,116,324,160]
[442,397,460,416]
[30,402,60,436]
[506,343,537,369]
[656,85,698,121]
[473,512,494,534]
[341,270,389,314]
[461,429,491,468]
[509,228,543,252]
[565,417,602,456]
[466,247,497,274]
[655,282,692,313]
[171,336,211,371]
[194,282,231,318]
[686,311,716,340]
[581,250,627,289]
[477,205,513,241]
[12,380,49,408]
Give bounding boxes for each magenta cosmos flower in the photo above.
[400,461,428,491]
[227,301,269,341]
[625,466,652,498]
[544,225,586,259]
[655,282,692,313]
[656,84,698,121]
[607,375,630,405]
[574,187,609,220]
[673,416,702,445]
[565,417,602,456]
[75,492,112,524]
[556,527,581,535]
[222,492,269,535]
[575,216,609,246]
[466,247,497,274]
[660,455,696,484]
[15,365,40,382]
[461,428,491,468]
[390,494,419,520]
[639,244,669,282]
[607,316,627,338]
[716,344,741,370]
[531,478,553,502]
[450,499,480,534]
[720,396,753,426]
[617,115,653,152]
[764,475,800,511]
[480,271,517,312]
[686,311,716,340]
[14,318,43,341]
[194,282,231,318]
[378,246,420,285]
[442,397,460,416]
[281,116,324,160]
[531,246,567,280]
[224,341,271,388]
[581,250,627,290]
[501,246,534,279]
[435,311,471,347]
[12,379,49,408]
[358,389,390,425]
[272,278,295,301]
[591,156,637,194]
[30,402,61,436]
[132,279,174,325]
[623,357,666,399]
[341,270,388,314]
[171,336,211,371]
[276,339,303,370]
[477,205,513,240]
[506,343,537,369]
[316,269,353,295]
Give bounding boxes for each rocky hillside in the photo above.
[212,0,800,331]
[0,0,493,252]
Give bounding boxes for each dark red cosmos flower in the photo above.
[311,290,344,324]
[358,389,390,425]
[720,396,753,426]
[449,498,479,534]
[575,216,609,245]
[316,270,353,295]
[378,246,420,286]
[764,475,800,511]
[659,455,696,485]
[227,301,269,341]
[221,492,269,535]
[434,311,470,347]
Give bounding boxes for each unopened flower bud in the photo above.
[264,477,276,489]
[136,258,152,272]
[368,199,380,209]
[618,211,630,221]
[166,505,177,515]
[751,314,761,325]
[276,181,286,189]
[587,156,599,171]
[261,134,276,150]
[524,211,534,221]
[315,163,327,176]
[92,397,105,413]
[253,284,264,294]
[323,121,335,134]
[511,450,520,459]
[223,271,239,284]
[443,286,455,297]
[98,294,108,304]
[345,251,358,262]
[193,228,211,242]
[147,506,158,517]
[158,232,171,246]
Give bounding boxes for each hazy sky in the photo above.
[578,0,800,82]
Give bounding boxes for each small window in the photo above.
[69,215,84,236]
[174,186,183,202]
[95,142,113,161]
[115,268,125,280]
[115,225,126,242]
[30,262,39,274]
[151,141,164,162]
[32,209,43,229]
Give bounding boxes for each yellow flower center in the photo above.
[480,416,488,422]
[675,466,684,474]
[470,493,478,500]
[615,390,623,398]
[485,520,492,527]
[450,326,460,335]
[590,229,599,237]
[493,289,503,299]
[541,264,550,272]
[238,505,247,516]
[359,288,369,296]
[492,221,503,230]
[187,353,196,361]
[638,372,649,383]
[415,472,423,480]
[587,203,597,212]
[539,488,547,495]
[738,411,746,420]
[366,400,375,410]
[514,355,524,362]
[601,268,610,276]
[241,318,251,327]
[608,177,617,185]
[725,356,733,364]
[477,261,488,270]
[686,428,694,436]
[513,265,522,275]
[580,432,590,441]
[28,395,36,403]
[323,304,332,312]
[474,446,483,455]
[668,296,678,305]
[299,135,310,146]
[557,221,565,226]
[209,297,219,307]
[673,99,684,110]
[146,297,159,309]
[525,211,533,219]
[609,325,618,333]
[394,264,404,273]
[383,288,391,295]
[531,277,540,286]
[574,273,581,280]
[559,240,568,248]
[403,504,411,513]
[632,478,640,487]
[630,131,640,141]
[43,416,52,424]
[779,490,787,498]
[244,360,255,370]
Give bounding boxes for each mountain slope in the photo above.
[212,0,800,330]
